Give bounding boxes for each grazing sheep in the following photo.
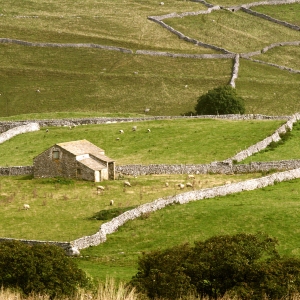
[116,137,120,141]
[178,183,185,189]
[165,182,169,187]
[188,174,195,179]
[186,182,193,188]
[96,185,105,193]
[119,129,124,134]
[124,181,131,187]
[144,108,150,113]
[225,181,231,185]
[23,204,30,210]
[160,1,164,5]
[147,128,151,133]
[132,126,137,131]
[45,129,49,133]
[110,200,114,206]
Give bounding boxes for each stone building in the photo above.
[33,139,115,182]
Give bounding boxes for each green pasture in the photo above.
[252,3,300,26]
[76,177,300,281]
[252,46,300,71]
[236,59,300,115]
[164,10,300,53]
[242,121,300,163]
[0,172,261,241]
[0,118,284,166]
[0,0,211,52]
[0,44,232,117]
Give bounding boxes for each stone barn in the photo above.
[33,139,115,182]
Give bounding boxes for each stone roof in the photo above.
[56,139,114,162]
[79,157,107,171]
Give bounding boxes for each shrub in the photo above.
[195,85,245,115]
[0,241,91,299]
[130,233,300,299]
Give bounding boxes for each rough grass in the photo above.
[0,173,261,241]
[0,0,210,52]
[0,119,284,166]
[0,44,232,117]
[252,3,300,26]
[237,59,300,115]
[77,177,300,281]
[164,10,300,53]
[252,46,300,71]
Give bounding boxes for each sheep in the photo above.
[188,174,195,179]
[178,183,185,189]
[147,128,151,133]
[116,137,120,141]
[144,108,150,113]
[119,129,124,134]
[45,129,49,133]
[165,182,169,187]
[160,1,164,5]
[132,126,137,131]
[124,181,131,187]
[186,182,193,188]
[23,204,30,210]
[96,185,105,193]
[110,199,114,206]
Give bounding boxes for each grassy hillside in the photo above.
[76,177,300,281]
[0,0,299,117]
[0,119,284,166]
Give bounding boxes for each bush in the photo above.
[195,85,245,115]
[0,241,91,299]
[130,233,300,299]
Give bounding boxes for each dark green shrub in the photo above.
[0,241,90,299]
[130,233,300,300]
[130,243,195,299]
[91,206,136,220]
[195,85,245,115]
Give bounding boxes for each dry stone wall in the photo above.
[71,167,300,250]
[0,123,40,144]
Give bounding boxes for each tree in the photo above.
[0,241,91,299]
[195,85,245,115]
[130,233,300,300]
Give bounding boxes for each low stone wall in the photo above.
[0,166,33,176]
[0,123,40,144]
[0,114,290,133]
[0,38,132,54]
[72,167,300,250]
[229,54,240,87]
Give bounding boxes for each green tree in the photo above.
[130,233,300,300]
[195,85,245,115]
[0,241,90,299]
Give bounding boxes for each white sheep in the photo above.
[132,126,137,131]
[119,129,124,134]
[96,185,105,193]
[165,182,169,187]
[147,129,151,133]
[188,174,195,179]
[124,181,131,187]
[110,200,114,206]
[186,182,193,188]
[178,183,185,189]
[23,204,30,210]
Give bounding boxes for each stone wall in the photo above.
[0,166,33,176]
[71,167,300,250]
[0,38,132,54]
[0,123,40,144]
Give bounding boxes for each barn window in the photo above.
[77,168,81,175]
[52,150,60,159]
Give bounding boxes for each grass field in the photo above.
[0,119,284,166]
[0,0,299,117]
[1,0,300,289]
[76,177,300,281]
[164,10,300,53]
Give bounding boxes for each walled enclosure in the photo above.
[1,114,300,253]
